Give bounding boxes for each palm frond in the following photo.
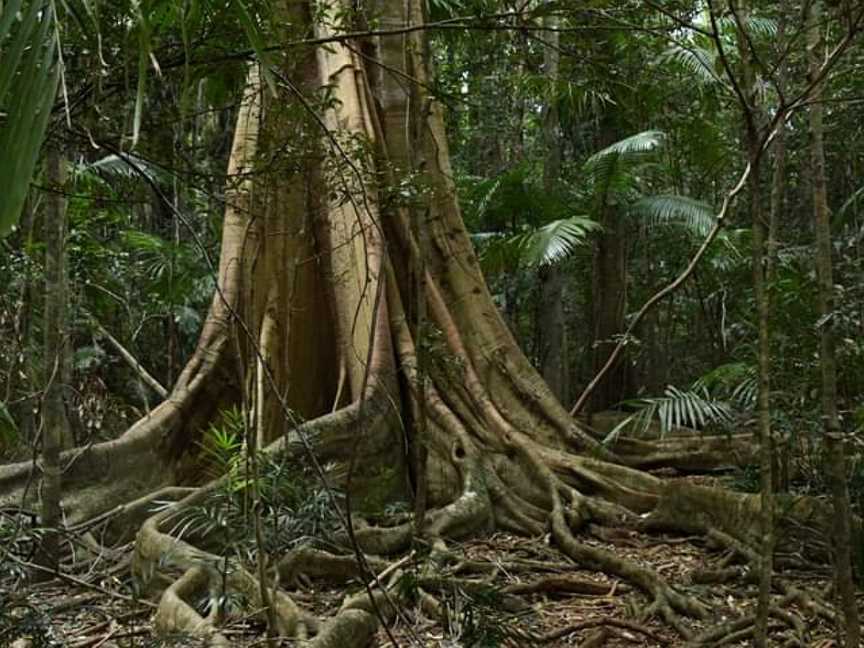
[694,362,757,409]
[83,153,168,184]
[0,0,60,237]
[586,130,667,164]
[583,130,666,192]
[474,231,523,276]
[518,216,601,267]
[606,385,735,442]
[631,194,717,237]
[714,15,778,39]
[658,44,724,85]
[476,216,600,274]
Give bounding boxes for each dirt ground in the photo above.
[1,527,847,646]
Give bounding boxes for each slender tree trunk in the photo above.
[591,204,627,411]
[732,2,774,643]
[809,3,860,645]
[39,148,72,571]
[15,197,39,443]
[590,112,628,412]
[538,10,569,406]
[768,14,788,494]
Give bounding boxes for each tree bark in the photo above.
[591,208,627,413]
[768,12,789,494]
[590,116,628,412]
[731,1,773,643]
[39,148,72,570]
[538,9,569,406]
[808,3,860,645]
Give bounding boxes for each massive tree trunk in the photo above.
[0,1,854,644]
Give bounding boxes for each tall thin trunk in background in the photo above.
[731,1,773,643]
[538,9,568,404]
[768,13,788,494]
[16,198,39,443]
[40,149,72,571]
[591,118,627,412]
[808,3,859,645]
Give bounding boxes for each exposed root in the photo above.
[153,566,230,647]
[278,547,388,586]
[133,481,304,641]
[550,492,707,640]
[351,458,493,555]
[690,588,810,646]
[307,609,378,648]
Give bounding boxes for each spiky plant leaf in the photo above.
[631,194,717,237]
[607,385,734,442]
[122,229,168,253]
[0,0,60,237]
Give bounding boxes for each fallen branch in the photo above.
[89,315,168,399]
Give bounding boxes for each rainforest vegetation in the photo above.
[2,0,864,646]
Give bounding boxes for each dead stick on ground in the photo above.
[15,557,156,608]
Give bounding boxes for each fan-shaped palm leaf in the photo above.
[83,153,168,184]
[583,130,666,193]
[694,362,757,409]
[606,385,734,442]
[475,216,600,274]
[0,0,60,237]
[713,15,778,39]
[659,44,725,85]
[519,216,601,267]
[631,194,717,238]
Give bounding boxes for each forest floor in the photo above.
[0,472,849,647]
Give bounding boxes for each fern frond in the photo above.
[631,194,717,237]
